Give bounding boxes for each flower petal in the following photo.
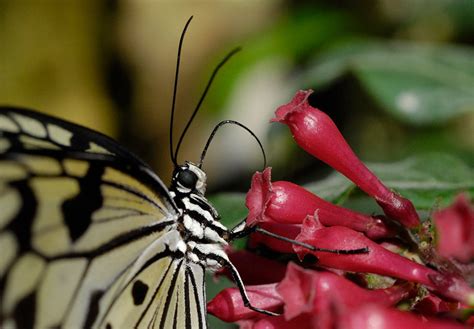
[246,168,273,226]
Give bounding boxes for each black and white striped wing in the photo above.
[0,107,205,328]
[97,231,207,329]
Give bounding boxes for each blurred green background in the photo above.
[1,1,473,328]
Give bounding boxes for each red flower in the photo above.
[271,90,420,228]
[294,216,474,305]
[210,263,415,329]
[434,194,474,263]
[246,167,395,239]
[276,263,411,321]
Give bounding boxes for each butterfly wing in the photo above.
[95,231,207,329]
[0,107,207,328]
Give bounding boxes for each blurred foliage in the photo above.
[302,41,474,125]
[306,153,474,210]
[1,1,474,328]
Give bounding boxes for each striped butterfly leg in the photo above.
[228,218,253,240]
[206,253,280,317]
[201,219,280,316]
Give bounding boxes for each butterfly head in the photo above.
[172,161,207,195]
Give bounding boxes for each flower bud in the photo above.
[272,90,420,228]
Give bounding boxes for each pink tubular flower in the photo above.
[210,263,415,329]
[272,90,420,228]
[246,168,395,239]
[276,263,412,320]
[434,194,474,263]
[294,216,474,305]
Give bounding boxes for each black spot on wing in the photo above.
[106,323,112,329]
[6,180,37,252]
[134,257,177,328]
[13,290,36,329]
[62,165,104,242]
[132,280,148,306]
[69,133,89,152]
[84,289,105,328]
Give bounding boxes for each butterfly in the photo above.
[0,16,277,329]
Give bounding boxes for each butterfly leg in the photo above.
[207,253,280,317]
[228,218,254,239]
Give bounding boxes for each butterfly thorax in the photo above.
[168,162,230,270]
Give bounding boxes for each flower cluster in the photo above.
[208,90,474,328]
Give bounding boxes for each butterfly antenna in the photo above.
[169,16,193,167]
[198,120,266,170]
[173,47,241,164]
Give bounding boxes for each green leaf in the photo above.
[302,41,474,125]
[370,153,474,210]
[208,192,247,228]
[304,172,355,204]
[204,8,360,116]
[304,153,473,210]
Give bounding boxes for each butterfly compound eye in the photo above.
[177,170,198,189]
